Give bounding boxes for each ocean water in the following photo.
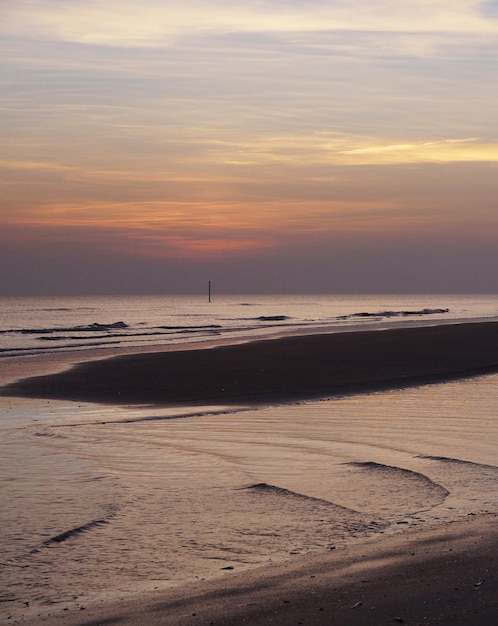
[0,294,497,622]
[1,293,497,358]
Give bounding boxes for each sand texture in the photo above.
[21,515,497,625]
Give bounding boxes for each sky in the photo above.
[1,0,497,295]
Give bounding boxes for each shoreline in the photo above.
[2,320,498,406]
[19,513,498,625]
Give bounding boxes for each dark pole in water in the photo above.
[208,281,211,303]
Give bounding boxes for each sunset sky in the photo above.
[1,0,497,295]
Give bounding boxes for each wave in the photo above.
[345,461,449,515]
[0,340,122,357]
[158,324,222,330]
[239,482,364,515]
[1,322,226,337]
[1,515,116,568]
[36,326,223,342]
[238,483,387,536]
[346,460,448,488]
[30,518,111,552]
[0,321,129,335]
[0,322,228,356]
[0,302,463,361]
[56,407,254,428]
[417,455,498,470]
[255,315,291,321]
[339,308,449,320]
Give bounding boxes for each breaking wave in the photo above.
[0,297,461,360]
[339,308,449,320]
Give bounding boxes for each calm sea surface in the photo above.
[0,294,497,621]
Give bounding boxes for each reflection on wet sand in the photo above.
[1,373,497,622]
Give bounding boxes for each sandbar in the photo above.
[2,321,498,406]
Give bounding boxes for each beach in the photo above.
[26,515,498,625]
[1,321,497,625]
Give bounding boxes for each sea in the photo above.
[0,294,497,622]
[1,293,498,359]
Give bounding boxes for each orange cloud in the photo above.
[1,192,459,261]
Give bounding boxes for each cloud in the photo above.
[481,0,498,18]
[336,137,498,164]
[4,1,498,49]
[1,2,497,294]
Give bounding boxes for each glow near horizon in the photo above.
[1,1,497,293]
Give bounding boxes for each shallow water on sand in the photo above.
[0,374,497,621]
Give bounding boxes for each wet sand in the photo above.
[2,321,497,625]
[2,321,498,406]
[26,515,497,626]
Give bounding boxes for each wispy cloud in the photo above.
[336,137,498,164]
[5,1,498,48]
